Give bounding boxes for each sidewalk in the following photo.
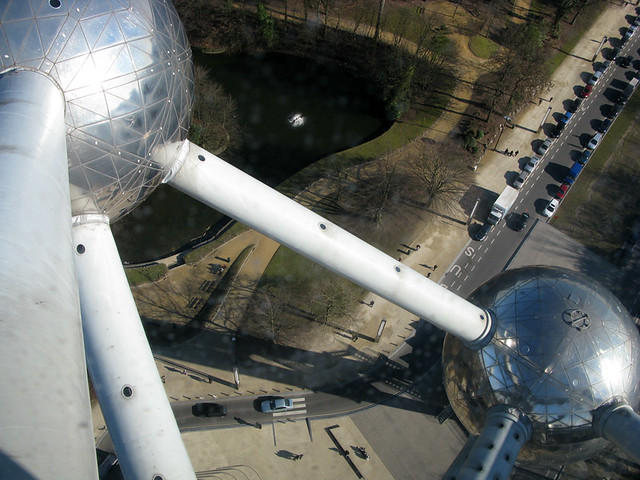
[94,2,637,478]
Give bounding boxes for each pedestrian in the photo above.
[433,265,438,271]
[369,300,375,307]
[515,150,519,156]
[182,369,187,375]
[416,244,421,250]
[427,272,431,278]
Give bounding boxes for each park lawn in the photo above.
[469,35,499,59]
[552,87,640,261]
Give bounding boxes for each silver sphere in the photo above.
[443,266,640,464]
[0,0,194,221]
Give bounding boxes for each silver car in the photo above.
[513,170,530,189]
[537,138,552,155]
[260,397,294,413]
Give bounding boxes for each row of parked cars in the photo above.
[543,20,640,216]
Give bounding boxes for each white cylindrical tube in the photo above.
[73,215,196,480]
[0,69,98,479]
[166,141,492,346]
[594,402,640,464]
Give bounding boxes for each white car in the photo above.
[586,132,603,150]
[537,138,552,155]
[543,198,559,217]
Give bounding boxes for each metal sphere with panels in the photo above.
[0,0,194,221]
[444,266,640,464]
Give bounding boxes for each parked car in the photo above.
[569,97,583,112]
[618,55,633,68]
[588,70,602,86]
[543,198,559,217]
[260,397,294,413]
[635,15,640,27]
[555,183,570,199]
[580,84,593,98]
[537,138,552,155]
[523,155,541,173]
[598,60,611,73]
[586,132,603,150]
[598,118,612,133]
[605,103,622,119]
[615,91,629,105]
[513,170,530,189]
[577,149,592,165]
[474,222,492,242]
[514,211,530,232]
[192,403,227,417]
[608,46,620,61]
[624,25,637,43]
[550,122,564,138]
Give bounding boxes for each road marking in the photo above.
[272,398,307,417]
[470,264,476,272]
[464,246,475,257]
[449,264,462,276]
[273,408,307,418]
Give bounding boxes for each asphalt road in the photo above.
[441,21,640,300]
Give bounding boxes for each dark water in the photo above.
[112,52,389,263]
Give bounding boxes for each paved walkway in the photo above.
[93,2,638,478]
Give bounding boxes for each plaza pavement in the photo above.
[93,3,638,478]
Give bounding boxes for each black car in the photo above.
[550,123,564,138]
[569,97,583,113]
[192,402,227,417]
[618,55,633,68]
[474,222,492,242]
[605,103,623,119]
[514,212,530,232]
[616,92,629,105]
[608,46,620,60]
[598,118,612,133]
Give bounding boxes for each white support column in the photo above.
[165,141,492,346]
[0,69,97,479]
[73,215,196,480]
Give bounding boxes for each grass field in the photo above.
[552,83,640,262]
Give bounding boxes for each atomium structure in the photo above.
[0,1,639,480]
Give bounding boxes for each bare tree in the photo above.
[245,285,297,343]
[407,141,474,213]
[189,65,241,154]
[351,157,409,228]
[311,278,356,326]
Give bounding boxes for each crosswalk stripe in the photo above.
[273,408,307,417]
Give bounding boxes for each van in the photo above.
[623,77,639,97]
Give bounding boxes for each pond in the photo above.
[112,52,390,263]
